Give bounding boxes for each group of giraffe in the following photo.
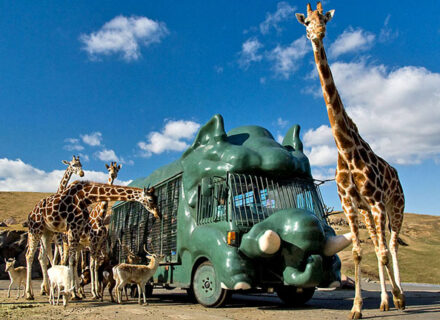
[296,2,406,319]
[25,156,160,301]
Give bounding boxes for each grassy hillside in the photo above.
[329,212,440,284]
[0,191,51,230]
[1,192,439,284]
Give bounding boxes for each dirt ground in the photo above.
[0,280,439,320]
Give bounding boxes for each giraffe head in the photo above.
[62,155,84,177]
[141,187,161,220]
[105,162,122,181]
[295,2,334,42]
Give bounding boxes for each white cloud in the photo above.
[303,125,334,146]
[305,145,338,167]
[277,117,289,128]
[95,149,120,162]
[329,27,375,58]
[0,158,131,192]
[80,15,169,61]
[379,15,398,43]
[239,38,263,69]
[259,2,296,34]
[64,138,84,151]
[276,134,284,144]
[81,132,102,146]
[268,36,310,78]
[304,60,440,166]
[138,120,200,157]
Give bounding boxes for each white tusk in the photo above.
[258,230,281,255]
[323,232,352,256]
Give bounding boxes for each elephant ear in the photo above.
[182,114,227,158]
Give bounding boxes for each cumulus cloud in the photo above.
[81,132,102,146]
[0,158,131,192]
[268,36,310,78]
[64,138,84,151]
[329,27,375,58]
[95,149,120,162]
[238,38,263,69]
[80,15,169,61]
[304,61,440,166]
[138,120,200,157]
[259,2,296,34]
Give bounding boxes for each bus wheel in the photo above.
[193,261,229,307]
[276,286,315,307]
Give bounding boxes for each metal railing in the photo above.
[108,175,181,264]
[229,173,327,227]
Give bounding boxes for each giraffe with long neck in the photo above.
[296,3,405,319]
[25,181,160,300]
[88,162,122,298]
[36,155,84,295]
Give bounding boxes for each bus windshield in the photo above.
[229,173,327,227]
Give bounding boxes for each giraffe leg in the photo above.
[89,252,98,299]
[67,233,81,300]
[371,203,404,311]
[387,203,405,310]
[342,200,363,320]
[25,232,41,300]
[39,232,54,295]
[359,209,389,311]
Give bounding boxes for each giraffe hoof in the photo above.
[71,295,82,301]
[393,295,406,310]
[25,295,34,301]
[349,311,362,319]
[380,300,389,311]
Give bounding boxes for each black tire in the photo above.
[193,261,230,307]
[276,286,315,307]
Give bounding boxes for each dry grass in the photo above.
[0,192,51,230]
[329,212,440,284]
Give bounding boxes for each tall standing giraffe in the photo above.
[36,155,84,295]
[296,3,405,319]
[25,181,160,300]
[88,162,122,298]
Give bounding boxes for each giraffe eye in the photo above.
[305,21,310,26]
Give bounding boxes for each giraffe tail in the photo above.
[387,222,409,247]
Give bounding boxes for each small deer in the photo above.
[113,245,163,305]
[4,258,26,299]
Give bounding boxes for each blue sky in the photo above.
[1,1,439,215]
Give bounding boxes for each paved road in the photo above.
[0,280,439,319]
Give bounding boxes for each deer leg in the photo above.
[25,232,41,300]
[7,280,13,298]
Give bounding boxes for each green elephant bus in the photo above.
[108,114,351,307]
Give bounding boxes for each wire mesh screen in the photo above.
[229,173,327,227]
[196,177,228,225]
[108,175,181,264]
